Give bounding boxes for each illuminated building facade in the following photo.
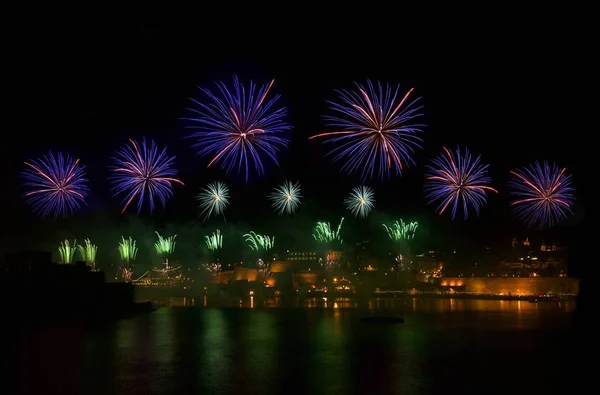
[286,251,318,261]
[439,276,579,296]
[505,237,568,276]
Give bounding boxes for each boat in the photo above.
[360,314,404,324]
[528,294,559,303]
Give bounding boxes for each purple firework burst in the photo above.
[109,138,184,214]
[310,80,425,181]
[22,151,89,218]
[425,146,498,219]
[509,161,575,229]
[183,76,291,181]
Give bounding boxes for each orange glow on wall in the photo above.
[233,266,257,282]
[440,279,464,287]
[215,271,232,284]
[265,277,276,287]
[293,272,319,288]
[439,277,579,295]
[270,261,291,272]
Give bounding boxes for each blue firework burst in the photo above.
[509,161,575,229]
[22,151,89,218]
[183,76,291,181]
[109,138,184,214]
[310,80,425,181]
[425,146,497,219]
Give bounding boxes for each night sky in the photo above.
[3,6,581,271]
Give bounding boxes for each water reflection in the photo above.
[367,297,576,314]
[311,309,351,393]
[145,295,576,315]
[200,309,231,392]
[245,310,277,392]
[13,304,574,394]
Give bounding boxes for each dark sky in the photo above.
[3,6,579,267]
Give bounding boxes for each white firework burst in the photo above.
[268,180,302,215]
[196,181,230,221]
[344,185,375,218]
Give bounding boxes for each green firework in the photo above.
[77,238,97,264]
[154,231,177,257]
[243,231,275,251]
[205,230,223,251]
[118,236,138,264]
[58,239,77,264]
[312,217,344,244]
[382,219,419,241]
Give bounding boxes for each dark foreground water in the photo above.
[9,299,579,394]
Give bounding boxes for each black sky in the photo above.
[3,5,579,268]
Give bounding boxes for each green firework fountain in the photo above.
[77,239,98,270]
[243,231,275,251]
[382,219,419,241]
[205,230,223,251]
[382,219,419,273]
[118,236,138,282]
[118,236,138,267]
[312,217,344,245]
[58,239,77,264]
[154,231,177,268]
[312,218,344,275]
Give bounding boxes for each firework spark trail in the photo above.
[184,76,291,181]
[310,80,425,181]
[110,138,183,214]
[425,146,497,219]
[268,180,302,215]
[509,161,575,229]
[344,185,375,218]
[22,151,89,218]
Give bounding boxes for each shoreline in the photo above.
[135,287,578,305]
[370,292,577,301]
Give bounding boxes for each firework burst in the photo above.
[344,185,375,218]
[203,262,221,274]
[509,161,575,229]
[310,80,425,180]
[268,180,302,215]
[313,218,344,245]
[425,146,497,219]
[22,151,89,218]
[109,138,183,214]
[256,258,270,279]
[184,76,291,181]
[197,181,230,221]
